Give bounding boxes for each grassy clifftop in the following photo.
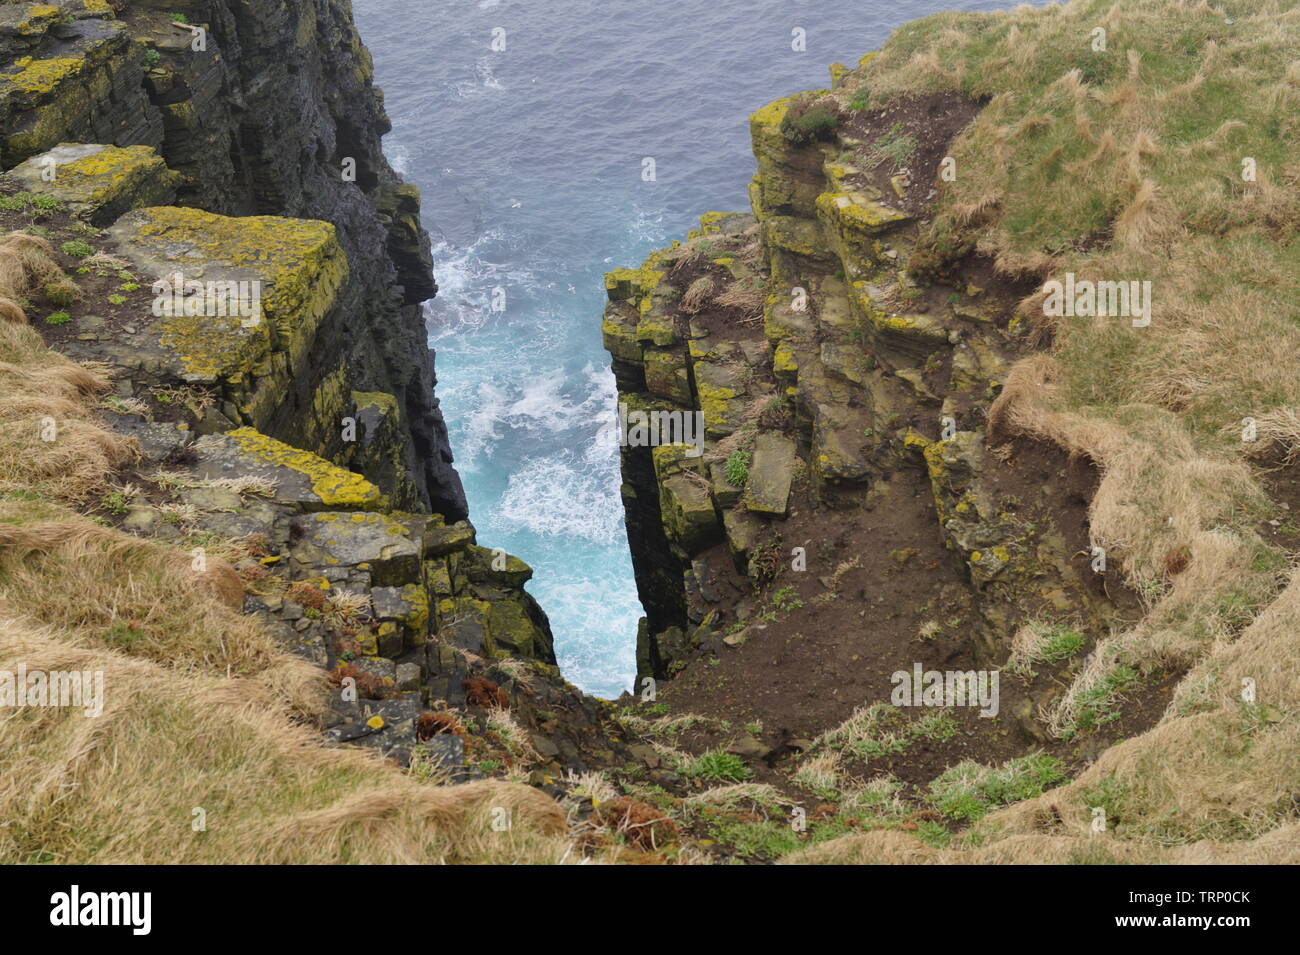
[598,0,1300,864]
[825,0,1300,861]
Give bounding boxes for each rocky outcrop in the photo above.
[0,1,628,778]
[603,60,1130,694]
[1,0,461,516]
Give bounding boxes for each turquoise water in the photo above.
[352,0,1016,699]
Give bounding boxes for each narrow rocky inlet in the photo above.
[0,0,1295,875]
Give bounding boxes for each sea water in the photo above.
[352,0,1019,699]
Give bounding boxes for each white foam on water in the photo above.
[386,141,412,175]
[451,56,505,97]
[493,451,623,545]
[456,364,614,471]
[452,379,510,472]
[534,567,640,697]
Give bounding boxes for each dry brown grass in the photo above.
[0,320,135,500]
[1242,407,1300,464]
[0,616,582,863]
[0,232,67,325]
[714,278,766,321]
[680,275,715,313]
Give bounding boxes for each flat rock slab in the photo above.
[3,143,179,224]
[290,512,421,588]
[743,432,797,516]
[192,427,384,512]
[105,206,346,385]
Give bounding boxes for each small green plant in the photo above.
[686,748,751,782]
[1072,663,1141,733]
[60,239,95,259]
[1080,775,1127,827]
[0,191,66,215]
[712,819,803,859]
[1040,626,1086,662]
[170,13,190,24]
[104,620,146,648]
[770,585,803,613]
[142,49,162,68]
[723,450,750,487]
[107,293,127,306]
[780,96,844,145]
[44,311,71,326]
[929,752,1066,822]
[866,122,918,171]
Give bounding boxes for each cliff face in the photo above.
[0,0,628,777]
[2,0,462,516]
[602,61,1144,756]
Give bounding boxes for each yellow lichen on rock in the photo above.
[226,426,385,510]
[1,57,84,97]
[110,206,348,382]
[7,144,181,224]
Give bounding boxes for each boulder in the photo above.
[3,143,179,224]
[289,512,421,588]
[743,432,798,516]
[193,428,386,512]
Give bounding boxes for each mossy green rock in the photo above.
[463,544,534,589]
[422,517,476,557]
[3,142,180,224]
[659,472,721,552]
[694,359,749,438]
[370,583,430,646]
[436,596,492,656]
[601,300,643,362]
[723,508,763,572]
[487,597,544,659]
[643,346,692,404]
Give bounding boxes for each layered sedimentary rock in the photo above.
[1,0,460,515]
[0,1,628,775]
[603,59,1123,698]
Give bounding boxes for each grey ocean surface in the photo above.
[351,0,1015,698]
